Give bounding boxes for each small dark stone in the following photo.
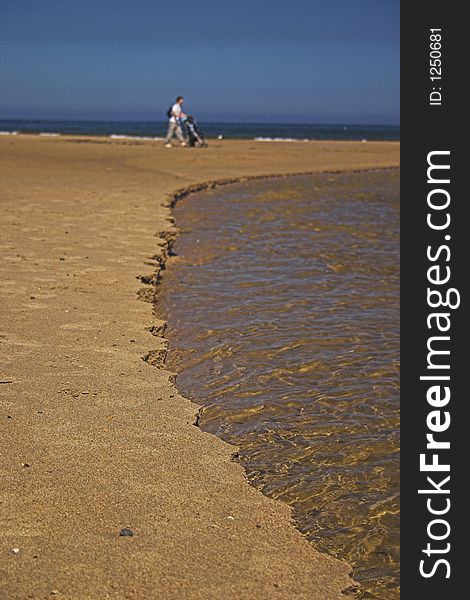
[119,527,134,537]
[59,257,65,261]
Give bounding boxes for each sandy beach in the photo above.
[0,135,399,600]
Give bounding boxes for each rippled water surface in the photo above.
[157,170,400,599]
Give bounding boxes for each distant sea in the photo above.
[0,119,399,142]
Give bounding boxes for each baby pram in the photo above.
[184,115,208,147]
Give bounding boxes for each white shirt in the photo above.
[169,103,182,123]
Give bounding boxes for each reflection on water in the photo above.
[157,171,400,599]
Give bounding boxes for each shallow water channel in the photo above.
[157,170,400,599]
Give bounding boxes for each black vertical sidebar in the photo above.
[401,2,465,598]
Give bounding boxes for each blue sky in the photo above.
[0,0,399,124]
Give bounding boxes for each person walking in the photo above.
[164,96,187,148]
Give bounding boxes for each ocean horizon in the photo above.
[0,118,400,142]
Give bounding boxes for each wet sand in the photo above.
[0,135,399,600]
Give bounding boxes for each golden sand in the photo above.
[0,135,399,599]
